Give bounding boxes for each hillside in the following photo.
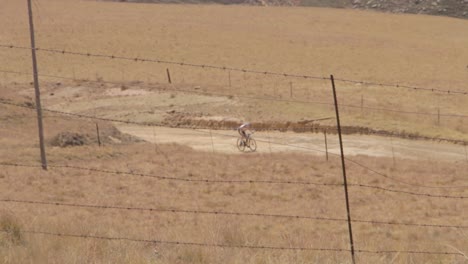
[1,0,468,263]
[331,0,468,19]
[112,0,468,19]
[2,0,468,141]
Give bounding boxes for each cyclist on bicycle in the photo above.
[237,122,252,143]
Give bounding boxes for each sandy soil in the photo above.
[116,124,468,162]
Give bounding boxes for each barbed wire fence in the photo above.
[1,229,464,257]
[1,4,468,263]
[1,59,467,262]
[1,68,467,262]
[0,159,467,260]
[2,69,468,151]
[1,97,467,189]
[2,93,467,261]
[1,44,467,96]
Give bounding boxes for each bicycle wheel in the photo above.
[247,138,257,152]
[237,138,245,152]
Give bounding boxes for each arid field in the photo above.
[1,0,468,263]
[1,0,468,139]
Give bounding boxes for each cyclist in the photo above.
[237,122,252,143]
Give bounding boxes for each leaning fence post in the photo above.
[95,123,101,147]
[330,74,356,264]
[27,0,47,170]
[166,68,172,84]
[324,130,328,161]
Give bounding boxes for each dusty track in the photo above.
[33,84,467,163]
[116,124,468,162]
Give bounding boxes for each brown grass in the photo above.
[0,99,468,263]
[2,0,467,86]
[0,0,468,140]
[1,1,468,263]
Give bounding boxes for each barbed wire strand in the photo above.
[0,69,332,107]
[0,230,462,256]
[0,44,327,81]
[1,198,467,229]
[1,97,468,189]
[1,229,348,252]
[334,77,468,96]
[348,183,468,199]
[0,198,345,222]
[1,44,467,95]
[1,162,467,199]
[1,69,468,119]
[0,162,342,187]
[345,158,468,189]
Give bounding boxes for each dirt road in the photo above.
[37,84,467,163]
[116,124,468,162]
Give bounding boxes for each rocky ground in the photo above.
[110,0,468,19]
[344,0,468,19]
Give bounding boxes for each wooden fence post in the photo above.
[324,130,328,161]
[330,74,356,264]
[27,0,47,170]
[166,68,172,84]
[95,123,101,147]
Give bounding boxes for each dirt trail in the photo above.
[36,84,467,163]
[116,124,468,162]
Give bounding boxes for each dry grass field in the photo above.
[1,0,468,140]
[1,89,468,263]
[1,0,468,263]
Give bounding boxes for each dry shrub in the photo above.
[0,213,22,246]
[50,132,90,147]
[47,126,140,149]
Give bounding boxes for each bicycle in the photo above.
[237,133,257,152]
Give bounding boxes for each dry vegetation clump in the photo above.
[0,213,23,247]
[50,132,91,147]
[49,126,142,148]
